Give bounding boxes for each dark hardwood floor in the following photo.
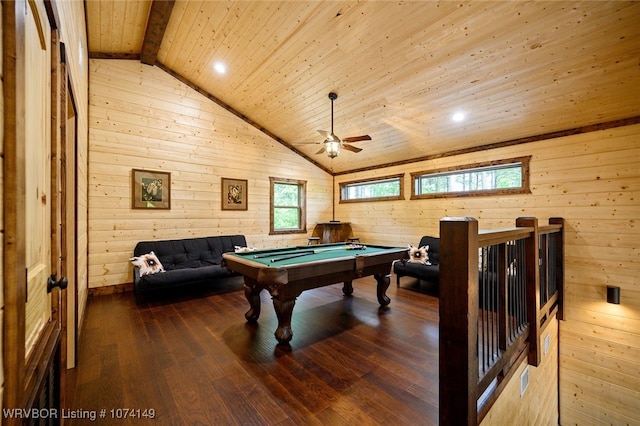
[66,276,440,425]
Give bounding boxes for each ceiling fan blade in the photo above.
[342,135,371,143]
[293,141,322,145]
[317,130,329,138]
[316,146,326,155]
[342,144,363,153]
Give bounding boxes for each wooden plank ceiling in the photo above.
[87,0,640,174]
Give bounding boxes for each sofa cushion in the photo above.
[394,261,440,282]
[207,235,246,264]
[137,265,232,290]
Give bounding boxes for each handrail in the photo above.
[478,227,533,247]
[439,217,564,425]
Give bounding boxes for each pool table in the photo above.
[222,243,408,344]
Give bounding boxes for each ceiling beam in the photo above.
[89,52,140,60]
[140,0,175,65]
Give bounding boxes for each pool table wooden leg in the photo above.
[243,280,262,322]
[342,280,354,296]
[272,298,296,344]
[374,273,392,306]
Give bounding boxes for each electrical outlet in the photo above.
[520,365,529,397]
[544,333,551,356]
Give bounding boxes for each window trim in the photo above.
[270,177,307,235]
[410,156,531,199]
[339,173,405,203]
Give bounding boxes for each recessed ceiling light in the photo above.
[214,61,227,74]
[452,112,466,122]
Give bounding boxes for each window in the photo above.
[270,177,307,234]
[339,174,404,203]
[411,156,530,199]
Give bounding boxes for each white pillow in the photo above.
[407,245,431,265]
[234,245,257,253]
[130,251,165,276]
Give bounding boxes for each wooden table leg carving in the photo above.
[374,273,391,306]
[272,298,296,344]
[243,280,262,322]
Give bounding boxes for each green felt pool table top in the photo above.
[225,243,406,267]
[224,243,409,344]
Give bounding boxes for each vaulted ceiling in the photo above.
[87,1,640,174]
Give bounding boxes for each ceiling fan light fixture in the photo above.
[326,141,341,158]
[293,92,371,158]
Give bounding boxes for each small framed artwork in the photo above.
[132,169,171,209]
[221,177,248,210]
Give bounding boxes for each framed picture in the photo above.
[221,177,248,210]
[132,169,171,209]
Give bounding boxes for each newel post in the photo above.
[515,217,542,366]
[439,217,479,426]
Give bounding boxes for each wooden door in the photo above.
[3,0,66,418]
[24,0,54,362]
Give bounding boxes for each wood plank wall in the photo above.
[334,124,640,424]
[88,58,639,423]
[88,59,332,289]
[481,318,559,425]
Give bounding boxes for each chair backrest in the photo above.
[418,236,440,263]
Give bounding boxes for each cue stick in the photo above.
[270,252,316,262]
[253,249,314,259]
[269,244,365,263]
[253,244,361,259]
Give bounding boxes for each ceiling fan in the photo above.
[295,92,371,158]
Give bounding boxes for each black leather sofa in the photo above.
[132,235,247,303]
[393,236,440,287]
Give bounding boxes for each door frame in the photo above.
[3,0,31,412]
[62,69,80,371]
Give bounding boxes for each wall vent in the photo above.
[520,365,530,397]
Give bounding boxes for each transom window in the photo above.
[270,177,307,234]
[339,174,404,203]
[411,156,530,199]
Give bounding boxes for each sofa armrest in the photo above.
[133,266,141,285]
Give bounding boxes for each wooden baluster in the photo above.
[516,217,542,366]
[498,242,508,352]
